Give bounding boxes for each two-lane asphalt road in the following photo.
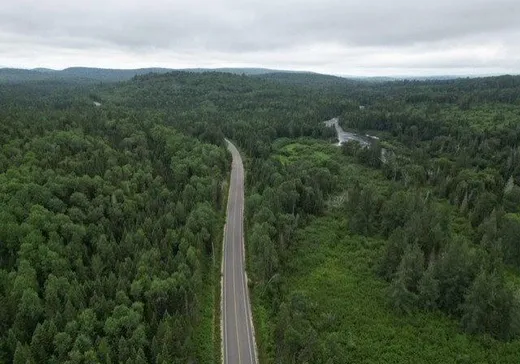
[222,139,258,364]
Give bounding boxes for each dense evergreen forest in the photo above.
[1,71,520,363]
[0,80,231,363]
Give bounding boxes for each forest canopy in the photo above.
[1,71,520,363]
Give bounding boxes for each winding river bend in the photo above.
[324,117,379,147]
[325,117,388,162]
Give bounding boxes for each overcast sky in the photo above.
[1,0,519,76]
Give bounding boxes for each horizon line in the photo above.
[1,65,519,79]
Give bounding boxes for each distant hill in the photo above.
[255,72,358,88]
[0,67,314,84]
[0,67,174,83]
[184,67,306,75]
[350,75,463,82]
[1,66,511,85]
[59,67,174,81]
[31,68,56,73]
[0,68,65,83]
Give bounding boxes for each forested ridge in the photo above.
[0,67,320,84]
[1,72,520,363]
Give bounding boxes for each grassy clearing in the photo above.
[276,140,333,165]
[192,177,230,363]
[251,294,276,363]
[285,215,520,363]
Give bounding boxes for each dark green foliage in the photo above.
[344,184,382,235]
[4,70,520,363]
[379,227,409,281]
[387,243,424,314]
[275,292,350,364]
[500,213,520,267]
[417,264,440,311]
[461,271,519,340]
[0,81,228,363]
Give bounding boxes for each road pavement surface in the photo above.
[222,139,258,364]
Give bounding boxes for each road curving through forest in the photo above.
[221,139,258,364]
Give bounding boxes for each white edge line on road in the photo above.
[240,169,259,364]
[221,221,227,364]
[238,162,255,364]
[222,140,259,364]
[221,140,231,364]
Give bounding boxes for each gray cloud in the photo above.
[1,0,519,75]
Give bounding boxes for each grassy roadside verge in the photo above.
[192,258,219,363]
[192,173,229,363]
[250,288,275,364]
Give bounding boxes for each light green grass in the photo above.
[192,261,217,363]
[277,141,333,165]
[285,215,520,364]
[251,295,275,364]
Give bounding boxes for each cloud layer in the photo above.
[1,0,519,75]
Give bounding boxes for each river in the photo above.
[324,117,379,147]
[325,117,388,163]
